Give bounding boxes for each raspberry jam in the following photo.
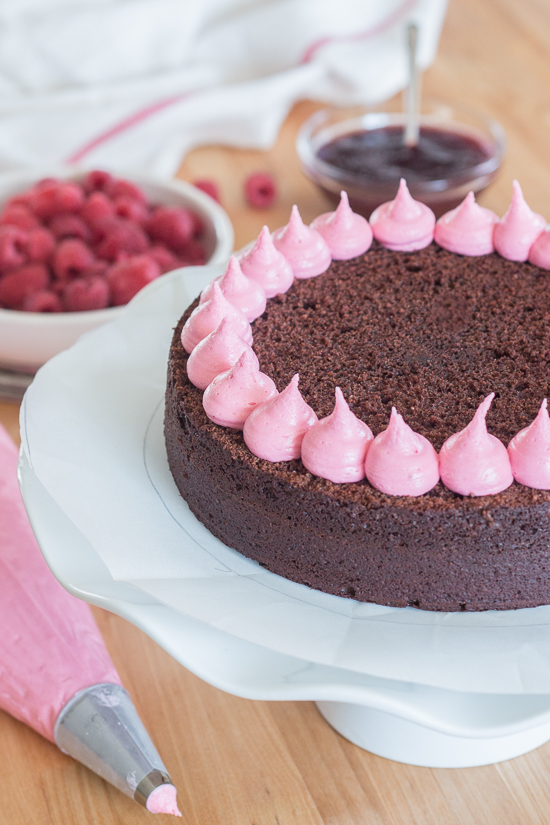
[316,125,496,218]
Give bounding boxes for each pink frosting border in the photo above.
[189,186,548,497]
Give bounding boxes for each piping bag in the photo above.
[0,423,181,816]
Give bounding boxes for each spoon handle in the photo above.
[403,22,421,147]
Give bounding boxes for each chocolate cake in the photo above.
[165,242,550,612]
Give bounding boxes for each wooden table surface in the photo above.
[3,0,550,822]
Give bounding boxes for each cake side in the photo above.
[166,352,550,612]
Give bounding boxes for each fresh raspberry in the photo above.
[82,259,110,279]
[113,196,149,225]
[26,227,56,263]
[50,280,65,296]
[0,264,49,309]
[89,215,117,244]
[146,206,194,253]
[107,178,147,203]
[0,204,40,230]
[111,250,131,264]
[191,212,204,238]
[35,177,57,189]
[49,213,92,242]
[22,290,62,313]
[96,218,149,261]
[180,239,206,266]
[53,238,95,280]
[192,179,220,203]
[0,226,29,270]
[81,192,116,228]
[83,170,114,194]
[62,276,110,312]
[147,245,181,273]
[30,180,85,219]
[244,172,277,208]
[5,192,32,208]
[108,255,161,305]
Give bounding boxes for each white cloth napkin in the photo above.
[0,0,447,176]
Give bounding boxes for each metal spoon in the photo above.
[403,22,421,147]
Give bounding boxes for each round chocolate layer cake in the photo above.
[165,242,550,612]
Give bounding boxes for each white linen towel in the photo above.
[0,0,447,176]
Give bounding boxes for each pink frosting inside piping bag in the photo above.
[203,349,277,429]
[301,387,373,482]
[199,256,267,322]
[0,424,122,742]
[528,230,550,269]
[146,784,182,816]
[508,399,550,489]
[493,180,546,262]
[364,407,439,496]
[369,179,435,251]
[181,281,252,353]
[272,205,332,279]
[243,373,318,462]
[238,226,294,298]
[434,192,499,256]
[310,191,373,260]
[439,393,513,496]
[187,317,258,391]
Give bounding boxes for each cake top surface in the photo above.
[251,241,549,453]
[173,183,550,508]
[171,238,550,511]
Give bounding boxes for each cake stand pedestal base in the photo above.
[316,701,550,768]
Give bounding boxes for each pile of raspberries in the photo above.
[0,171,207,313]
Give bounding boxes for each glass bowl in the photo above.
[297,99,505,219]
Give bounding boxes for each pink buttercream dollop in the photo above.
[364,407,439,496]
[493,180,546,262]
[301,387,373,482]
[203,349,277,429]
[369,179,435,251]
[238,226,294,298]
[508,399,550,489]
[310,191,373,260]
[199,256,267,322]
[181,281,252,353]
[243,373,317,462]
[439,393,513,496]
[146,784,182,817]
[528,230,550,269]
[434,191,499,255]
[272,205,331,279]
[187,317,258,390]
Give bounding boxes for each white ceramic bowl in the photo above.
[0,168,234,373]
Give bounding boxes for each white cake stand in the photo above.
[18,267,550,769]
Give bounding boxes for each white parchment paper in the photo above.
[20,266,550,696]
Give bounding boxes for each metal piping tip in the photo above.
[54,683,176,809]
[134,769,173,808]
